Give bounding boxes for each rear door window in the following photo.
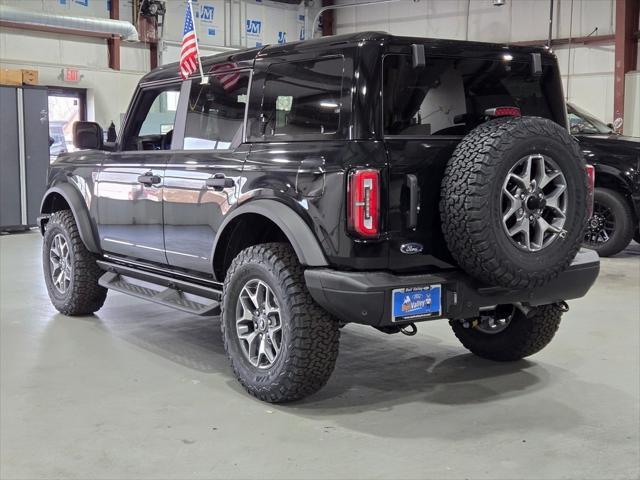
[383,54,553,137]
[183,70,251,150]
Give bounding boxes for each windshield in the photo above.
[567,103,613,134]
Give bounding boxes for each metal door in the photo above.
[0,87,21,227]
[22,87,50,224]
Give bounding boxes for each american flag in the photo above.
[180,2,199,80]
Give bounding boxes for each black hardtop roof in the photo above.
[140,31,551,84]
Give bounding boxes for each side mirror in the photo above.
[73,121,103,150]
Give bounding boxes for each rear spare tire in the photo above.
[440,117,587,289]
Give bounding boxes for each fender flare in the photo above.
[40,184,101,253]
[212,199,329,268]
[594,164,635,194]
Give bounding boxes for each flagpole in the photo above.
[188,0,209,84]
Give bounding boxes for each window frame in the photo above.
[173,68,253,152]
[246,55,351,143]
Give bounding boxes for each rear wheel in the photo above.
[583,188,634,257]
[450,304,563,361]
[221,243,340,403]
[42,210,107,315]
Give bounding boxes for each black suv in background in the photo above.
[568,103,640,256]
[38,33,599,403]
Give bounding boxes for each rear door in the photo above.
[382,49,564,272]
[162,69,251,275]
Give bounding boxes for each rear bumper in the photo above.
[305,249,600,326]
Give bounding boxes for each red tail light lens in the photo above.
[347,169,380,238]
[485,106,522,118]
[585,164,595,217]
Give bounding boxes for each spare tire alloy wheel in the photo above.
[501,154,568,251]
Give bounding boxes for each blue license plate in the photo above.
[392,285,442,322]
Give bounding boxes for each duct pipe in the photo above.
[308,0,410,39]
[0,5,139,41]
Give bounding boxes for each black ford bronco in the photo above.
[39,33,600,403]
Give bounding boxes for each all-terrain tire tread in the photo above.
[440,117,587,289]
[221,242,340,403]
[43,210,107,315]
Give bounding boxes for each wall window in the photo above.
[183,70,251,150]
[255,57,346,139]
[383,54,553,136]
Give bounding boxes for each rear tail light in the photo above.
[347,169,380,238]
[485,106,522,118]
[585,164,595,217]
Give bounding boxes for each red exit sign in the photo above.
[63,68,80,83]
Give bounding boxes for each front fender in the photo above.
[40,184,101,253]
[212,199,329,268]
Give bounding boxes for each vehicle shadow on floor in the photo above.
[89,300,555,411]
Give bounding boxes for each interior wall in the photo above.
[0,28,147,131]
[0,0,322,131]
[333,0,627,124]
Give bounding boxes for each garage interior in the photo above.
[1,0,639,479]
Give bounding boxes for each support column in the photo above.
[108,0,121,70]
[613,0,639,129]
[321,0,334,37]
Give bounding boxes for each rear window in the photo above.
[383,54,554,136]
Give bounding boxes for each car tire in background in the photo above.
[440,116,587,289]
[583,188,635,257]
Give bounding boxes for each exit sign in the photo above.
[63,68,80,82]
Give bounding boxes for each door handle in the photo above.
[206,174,235,191]
[406,174,420,230]
[137,173,161,186]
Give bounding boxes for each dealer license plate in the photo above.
[391,285,442,322]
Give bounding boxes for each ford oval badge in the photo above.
[400,243,423,255]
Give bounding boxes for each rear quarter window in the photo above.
[383,54,554,137]
[248,56,349,141]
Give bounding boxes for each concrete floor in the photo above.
[1,232,639,480]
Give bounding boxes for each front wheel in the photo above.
[450,304,563,361]
[42,210,107,315]
[221,243,340,403]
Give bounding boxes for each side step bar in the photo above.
[97,260,222,316]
